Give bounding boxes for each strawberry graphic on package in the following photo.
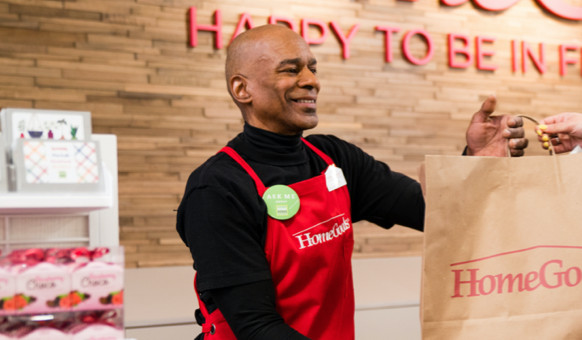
[0,265,15,316]
[46,290,90,309]
[99,290,123,306]
[0,294,36,311]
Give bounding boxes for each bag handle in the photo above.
[507,115,555,157]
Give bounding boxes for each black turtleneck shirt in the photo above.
[176,124,425,340]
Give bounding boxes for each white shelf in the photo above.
[0,192,112,215]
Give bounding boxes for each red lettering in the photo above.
[301,18,329,45]
[522,41,546,74]
[495,273,523,293]
[540,260,563,289]
[442,0,582,21]
[448,33,472,68]
[564,267,582,287]
[475,36,497,71]
[452,269,481,298]
[402,29,434,66]
[268,15,298,32]
[536,0,582,20]
[511,40,519,73]
[474,0,520,11]
[479,275,496,295]
[559,45,579,76]
[524,271,541,291]
[189,7,222,49]
[441,0,469,6]
[230,13,255,44]
[376,26,400,63]
[455,260,582,298]
[330,22,360,59]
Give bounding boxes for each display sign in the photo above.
[189,6,582,76]
[12,139,103,193]
[0,108,92,157]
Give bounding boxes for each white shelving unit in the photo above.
[0,134,119,252]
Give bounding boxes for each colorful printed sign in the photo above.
[12,112,85,141]
[23,141,99,184]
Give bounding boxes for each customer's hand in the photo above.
[466,95,528,157]
[537,112,582,154]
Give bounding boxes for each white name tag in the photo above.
[325,165,347,192]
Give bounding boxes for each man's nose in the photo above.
[297,68,320,92]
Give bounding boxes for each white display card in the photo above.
[13,139,103,193]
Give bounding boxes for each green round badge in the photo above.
[262,185,300,220]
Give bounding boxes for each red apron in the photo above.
[195,138,355,340]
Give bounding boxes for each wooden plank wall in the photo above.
[0,0,580,268]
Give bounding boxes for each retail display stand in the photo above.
[0,108,119,253]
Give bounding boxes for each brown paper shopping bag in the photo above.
[421,153,582,340]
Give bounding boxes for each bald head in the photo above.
[223,24,320,135]
[225,25,309,93]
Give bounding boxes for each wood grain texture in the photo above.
[0,0,580,267]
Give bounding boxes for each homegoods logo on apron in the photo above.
[293,214,351,250]
[450,245,582,298]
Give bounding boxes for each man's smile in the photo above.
[291,96,317,110]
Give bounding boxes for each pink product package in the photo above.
[16,262,71,315]
[71,324,123,340]
[0,266,15,316]
[71,262,123,311]
[17,327,70,340]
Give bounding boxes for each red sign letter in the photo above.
[475,36,498,71]
[511,40,519,73]
[402,29,434,65]
[559,45,579,76]
[268,15,298,32]
[442,0,470,6]
[376,26,400,63]
[442,0,518,10]
[448,33,472,68]
[189,7,222,49]
[330,22,360,59]
[536,0,582,20]
[522,41,546,74]
[474,0,520,11]
[230,13,255,44]
[301,18,329,45]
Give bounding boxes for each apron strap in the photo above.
[218,146,267,196]
[219,139,335,195]
[301,137,335,166]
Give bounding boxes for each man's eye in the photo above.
[310,68,317,74]
[284,69,298,74]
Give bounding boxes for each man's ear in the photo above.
[230,75,252,104]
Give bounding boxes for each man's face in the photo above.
[245,35,320,135]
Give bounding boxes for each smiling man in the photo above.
[176,25,527,340]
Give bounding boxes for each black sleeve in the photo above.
[182,184,272,292]
[209,280,311,340]
[307,135,425,232]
